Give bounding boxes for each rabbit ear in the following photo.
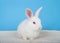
[25,8,33,18]
[35,7,43,17]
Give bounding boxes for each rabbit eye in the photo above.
[33,22,36,24]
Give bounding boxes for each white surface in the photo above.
[0,30,60,43]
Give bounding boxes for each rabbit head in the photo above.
[25,7,43,30]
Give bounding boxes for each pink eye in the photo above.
[33,22,36,24]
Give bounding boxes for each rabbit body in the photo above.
[17,7,43,40]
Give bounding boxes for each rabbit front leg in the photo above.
[22,37,34,40]
[29,38,34,40]
[22,36,30,40]
[22,36,27,40]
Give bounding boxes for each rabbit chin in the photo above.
[27,24,40,31]
[33,26,41,31]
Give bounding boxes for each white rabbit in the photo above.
[17,7,43,40]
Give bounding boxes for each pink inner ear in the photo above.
[27,10,31,17]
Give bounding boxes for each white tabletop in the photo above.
[0,30,60,43]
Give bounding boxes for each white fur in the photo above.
[17,7,43,40]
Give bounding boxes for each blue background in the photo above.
[0,0,60,31]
